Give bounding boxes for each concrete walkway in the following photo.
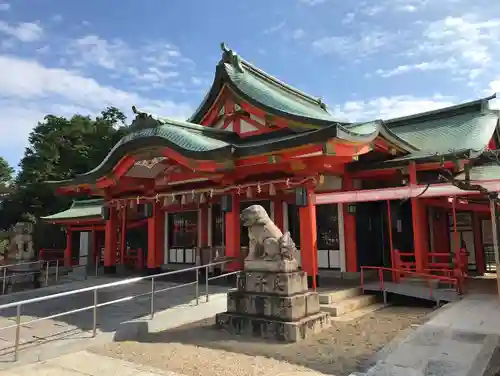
[0,276,230,368]
[0,350,187,375]
[361,294,500,376]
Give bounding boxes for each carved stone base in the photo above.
[215,311,330,342]
[237,270,308,296]
[244,259,299,273]
[227,290,320,321]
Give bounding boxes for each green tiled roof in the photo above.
[388,110,498,162]
[189,43,342,126]
[455,163,500,181]
[42,199,104,221]
[223,60,337,123]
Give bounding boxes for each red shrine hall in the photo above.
[42,43,500,288]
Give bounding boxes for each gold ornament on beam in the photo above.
[318,174,325,186]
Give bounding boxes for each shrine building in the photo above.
[42,43,500,288]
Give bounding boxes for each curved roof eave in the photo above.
[46,130,234,187]
[234,120,381,157]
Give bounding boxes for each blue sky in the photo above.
[0,0,499,168]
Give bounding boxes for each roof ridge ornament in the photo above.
[220,42,244,73]
[317,97,327,110]
[130,105,160,130]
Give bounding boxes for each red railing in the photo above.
[393,249,467,284]
[360,265,462,297]
[39,248,65,263]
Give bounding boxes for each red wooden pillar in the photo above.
[104,205,118,272]
[225,192,241,271]
[199,206,209,247]
[273,199,284,231]
[299,187,318,289]
[64,229,72,267]
[472,212,486,275]
[409,162,427,272]
[342,175,357,272]
[147,201,165,271]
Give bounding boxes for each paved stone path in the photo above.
[0,276,231,366]
[359,294,500,376]
[0,350,187,375]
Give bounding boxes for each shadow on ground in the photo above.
[121,303,433,376]
[0,271,233,359]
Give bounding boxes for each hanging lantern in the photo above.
[209,189,214,198]
[181,195,187,205]
[246,186,252,198]
[200,193,206,204]
[269,183,276,196]
[257,182,262,194]
[191,190,196,202]
[136,196,140,205]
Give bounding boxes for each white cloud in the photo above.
[298,0,329,5]
[361,5,384,16]
[332,95,455,121]
[375,59,457,77]
[291,28,306,40]
[65,36,188,87]
[420,16,500,67]
[264,22,286,35]
[0,21,43,42]
[0,55,193,166]
[0,3,9,11]
[69,35,130,70]
[342,12,355,25]
[51,14,63,23]
[313,31,396,57]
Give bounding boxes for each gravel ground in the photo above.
[90,305,433,376]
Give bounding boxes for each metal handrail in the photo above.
[0,260,44,269]
[0,257,238,361]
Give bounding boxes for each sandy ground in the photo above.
[90,305,433,376]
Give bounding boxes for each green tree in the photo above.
[1,107,128,228]
[0,156,14,188]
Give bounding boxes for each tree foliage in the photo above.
[0,156,13,188]
[0,107,128,229]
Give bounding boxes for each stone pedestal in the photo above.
[215,268,330,342]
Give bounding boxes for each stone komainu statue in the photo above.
[240,205,298,267]
[7,222,35,262]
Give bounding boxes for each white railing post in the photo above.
[150,278,155,319]
[92,289,98,337]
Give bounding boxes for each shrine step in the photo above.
[318,287,362,304]
[321,294,377,317]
